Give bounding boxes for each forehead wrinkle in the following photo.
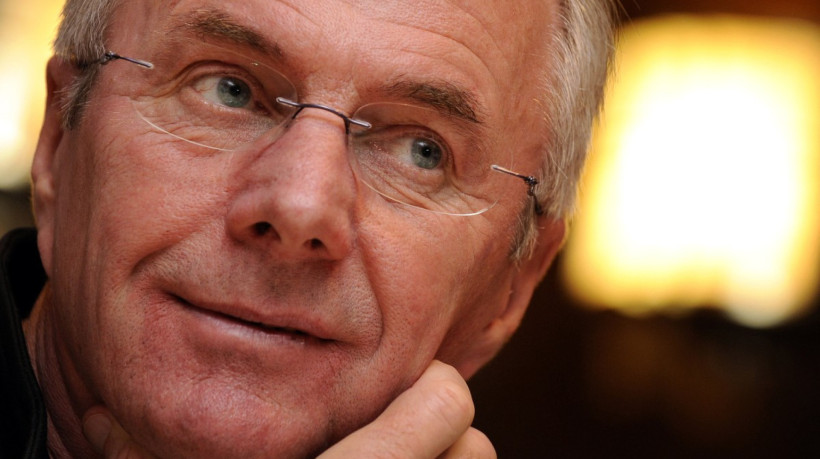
[360,2,499,89]
[166,7,286,60]
[356,16,495,126]
[359,1,519,95]
[445,1,512,74]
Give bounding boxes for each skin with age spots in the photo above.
[25,0,566,457]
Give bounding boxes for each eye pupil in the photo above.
[411,139,442,169]
[217,77,251,108]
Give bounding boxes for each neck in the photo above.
[23,284,99,458]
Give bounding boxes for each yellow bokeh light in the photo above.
[0,0,63,189]
[564,15,820,328]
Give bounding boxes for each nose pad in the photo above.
[226,110,357,261]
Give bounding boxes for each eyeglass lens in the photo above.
[125,41,514,216]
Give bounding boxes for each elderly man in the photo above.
[1,0,613,457]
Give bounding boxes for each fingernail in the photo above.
[83,412,112,452]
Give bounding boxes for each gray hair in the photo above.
[53,0,122,128]
[52,0,616,259]
[511,0,617,260]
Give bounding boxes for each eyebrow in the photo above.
[384,80,484,126]
[170,8,285,60]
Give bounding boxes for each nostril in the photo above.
[253,222,273,236]
[248,223,326,251]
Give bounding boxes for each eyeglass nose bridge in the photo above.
[275,97,371,135]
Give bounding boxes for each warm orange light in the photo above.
[0,0,62,189]
[564,15,820,327]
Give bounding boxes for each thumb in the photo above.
[319,360,479,458]
[83,406,157,458]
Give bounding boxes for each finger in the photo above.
[437,427,497,459]
[83,406,157,459]
[319,360,476,458]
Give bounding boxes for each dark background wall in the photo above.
[471,256,820,457]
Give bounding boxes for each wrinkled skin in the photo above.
[26,0,564,457]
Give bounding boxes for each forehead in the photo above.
[115,0,557,86]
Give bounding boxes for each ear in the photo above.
[31,56,76,276]
[455,216,566,379]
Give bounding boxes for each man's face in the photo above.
[35,0,561,456]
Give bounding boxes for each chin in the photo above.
[120,386,335,458]
[101,357,396,459]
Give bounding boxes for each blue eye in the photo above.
[410,138,443,169]
[216,77,252,108]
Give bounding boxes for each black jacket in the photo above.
[0,228,48,458]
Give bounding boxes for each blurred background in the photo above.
[1,0,818,457]
[472,0,820,457]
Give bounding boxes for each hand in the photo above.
[319,360,496,458]
[82,360,495,458]
[83,406,157,458]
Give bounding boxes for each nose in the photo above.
[226,112,356,261]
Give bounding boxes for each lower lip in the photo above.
[171,295,323,349]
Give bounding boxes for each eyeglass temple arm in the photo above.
[491,165,544,215]
[99,51,154,69]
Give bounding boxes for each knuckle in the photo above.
[426,379,475,433]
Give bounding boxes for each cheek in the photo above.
[50,115,235,388]
[83,123,230,271]
[367,210,516,370]
[357,209,502,365]
[55,134,221,312]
